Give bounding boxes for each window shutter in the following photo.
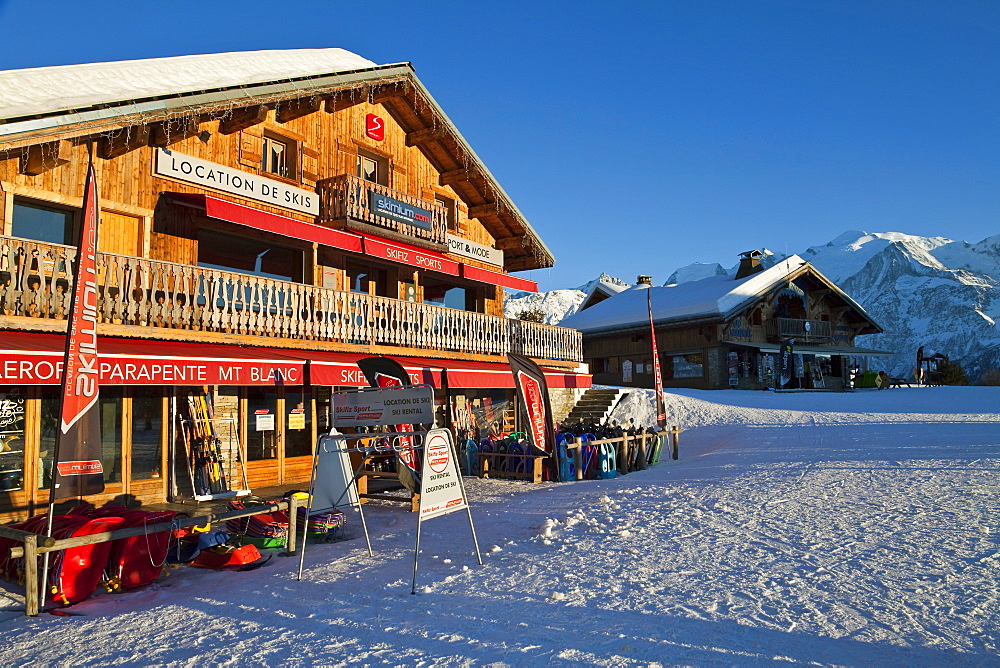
[239,129,263,169]
[300,145,320,187]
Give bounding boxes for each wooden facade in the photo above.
[568,260,885,392]
[0,52,588,521]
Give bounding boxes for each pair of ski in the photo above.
[184,390,229,498]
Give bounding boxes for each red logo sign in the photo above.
[56,460,104,476]
[426,434,451,474]
[366,114,384,141]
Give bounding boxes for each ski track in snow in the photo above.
[0,387,998,666]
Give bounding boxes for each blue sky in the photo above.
[1,0,997,291]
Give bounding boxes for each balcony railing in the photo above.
[0,237,582,363]
[768,317,832,341]
[316,174,448,248]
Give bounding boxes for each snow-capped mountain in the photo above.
[664,262,728,285]
[504,273,627,325]
[505,231,1000,382]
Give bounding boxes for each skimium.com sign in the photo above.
[369,191,433,230]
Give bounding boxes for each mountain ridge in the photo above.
[505,230,1000,382]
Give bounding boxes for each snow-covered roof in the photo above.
[562,256,866,333]
[0,49,381,121]
[579,273,630,310]
[0,49,554,270]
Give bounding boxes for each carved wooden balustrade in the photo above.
[0,238,582,362]
[316,174,448,247]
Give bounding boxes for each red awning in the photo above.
[169,193,364,254]
[0,333,304,386]
[279,348,589,390]
[460,264,538,293]
[0,333,590,390]
[360,235,460,277]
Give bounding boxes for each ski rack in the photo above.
[296,428,430,580]
[179,417,251,502]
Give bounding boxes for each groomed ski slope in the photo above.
[1,387,998,666]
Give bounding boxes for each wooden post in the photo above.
[672,426,680,460]
[23,534,38,617]
[283,494,299,557]
[574,445,583,480]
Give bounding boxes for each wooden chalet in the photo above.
[561,253,888,391]
[0,49,590,520]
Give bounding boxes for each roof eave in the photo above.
[0,63,416,146]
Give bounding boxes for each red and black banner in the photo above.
[356,356,421,494]
[778,338,795,389]
[53,160,105,499]
[508,354,562,477]
[647,288,666,429]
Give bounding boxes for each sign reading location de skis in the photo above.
[418,428,468,520]
[332,385,433,428]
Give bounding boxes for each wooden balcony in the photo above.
[767,317,832,341]
[316,174,448,249]
[0,237,582,362]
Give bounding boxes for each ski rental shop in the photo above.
[561,253,888,392]
[0,49,590,522]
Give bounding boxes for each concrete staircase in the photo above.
[561,388,629,426]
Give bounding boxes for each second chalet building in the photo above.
[562,252,888,391]
[0,49,589,520]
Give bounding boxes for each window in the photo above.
[284,388,312,458]
[435,194,457,232]
[131,388,162,481]
[11,200,74,245]
[423,278,467,311]
[246,387,278,461]
[39,387,123,487]
[261,134,296,179]
[0,387,26,493]
[357,150,389,186]
[198,230,303,282]
[347,263,388,296]
[669,353,704,379]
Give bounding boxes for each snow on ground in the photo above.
[1,387,998,666]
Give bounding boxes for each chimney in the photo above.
[636,275,652,286]
[735,250,764,279]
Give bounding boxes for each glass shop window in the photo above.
[246,387,278,461]
[39,388,123,488]
[669,353,704,379]
[131,387,163,481]
[11,199,75,246]
[198,230,304,283]
[284,388,312,458]
[0,387,27,493]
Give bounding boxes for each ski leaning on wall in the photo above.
[179,389,249,501]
